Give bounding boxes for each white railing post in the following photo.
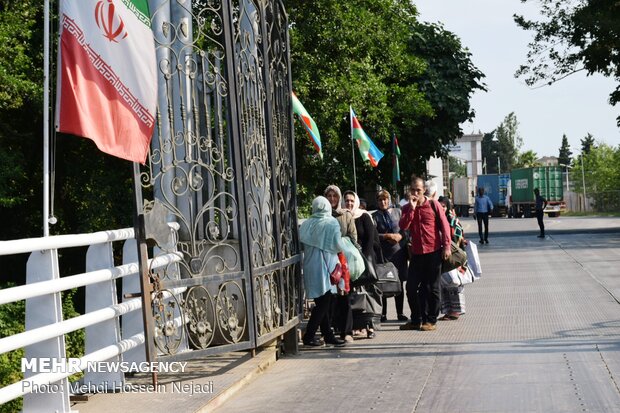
[24,249,71,413]
[121,239,145,364]
[84,243,124,387]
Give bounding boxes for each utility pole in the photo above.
[581,155,587,212]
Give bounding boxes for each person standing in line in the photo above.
[299,196,346,347]
[343,190,381,339]
[373,190,409,323]
[474,187,493,244]
[534,188,548,238]
[399,175,452,332]
[324,185,356,342]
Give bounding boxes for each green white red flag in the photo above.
[56,0,157,163]
[350,106,384,167]
[291,92,322,159]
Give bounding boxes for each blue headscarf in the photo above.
[299,196,343,252]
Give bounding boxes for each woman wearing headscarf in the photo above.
[324,185,356,341]
[299,196,347,347]
[343,190,382,339]
[373,190,409,322]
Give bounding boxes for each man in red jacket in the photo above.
[399,176,452,331]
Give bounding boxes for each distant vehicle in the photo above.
[476,174,510,217]
[509,166,565,218]
[452,177,475,217]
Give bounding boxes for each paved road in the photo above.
[215,217,620,413]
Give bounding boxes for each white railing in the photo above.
[0,226,182,412]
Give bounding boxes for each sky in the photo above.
[414,0,620,157]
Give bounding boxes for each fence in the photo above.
[0,225,180,412]
[564,191,620,213]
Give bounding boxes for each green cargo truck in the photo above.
[508,166,565,218]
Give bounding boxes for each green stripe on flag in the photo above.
[121,0,151,27]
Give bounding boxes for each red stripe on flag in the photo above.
[352,117,363,129]
[368,154,378,167]
[57,30,153,163]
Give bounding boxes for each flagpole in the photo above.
[349,107,358,193]
[43,0,50,237]
[392,133,396,197]
[351,134,357,194]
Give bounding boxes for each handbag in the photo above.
[440,268,462,287]
[441,241,468,273]
[375,260,402,297]
[465,241,482,278]
[351,253,378,287]
[341,237,366,281]
[322,251,342,285]
[374,248,402,297]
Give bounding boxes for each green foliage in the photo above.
[514,149,540,168]
[481,132,500,173]
[495,112,523,172]
[0,288,25,413]
[558,134,573,166]
[285,0,485,205]
[514,0,620,126]
[581,132,596,154]
[448,156,467,177]
[0,285,85,412]
[573,143,620,194]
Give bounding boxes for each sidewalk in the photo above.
[73,219,620,413]
[214,230,620,413]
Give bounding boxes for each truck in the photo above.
[451,177,475,217]
[509,166,565,218]
[476,174,510,216]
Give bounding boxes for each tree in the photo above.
[558,134,573,166]
[514,0,620,126]
[495,112,522,172]
[448,155,467,177]
[581,133,596,154]
[514,150,540,168]
[481,131,500,173]
[285,0,485,201]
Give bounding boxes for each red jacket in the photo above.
[399,198,451,256]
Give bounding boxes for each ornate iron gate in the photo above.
[133,0,301,362]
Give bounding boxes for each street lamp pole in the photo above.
[581,155,587,212]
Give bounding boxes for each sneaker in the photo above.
[537,235,545,238]
[397,314,409,321]
[420,323,436,331]
[484,239,489,244]
[380,315,387,322]
[479,239,484,244]
[399,322,421,331]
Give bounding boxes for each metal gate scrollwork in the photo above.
[134,0,301,361]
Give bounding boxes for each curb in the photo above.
[197,346,278,412]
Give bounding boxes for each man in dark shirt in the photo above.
[534,188,548,238]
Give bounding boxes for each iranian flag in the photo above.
[56,0,157,164]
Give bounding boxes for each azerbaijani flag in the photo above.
[392,134,401,182]
[350,106,384,167]
[292,92,322,159]
[56,0,157,164]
